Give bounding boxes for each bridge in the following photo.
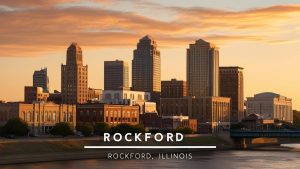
[230,130,300,138]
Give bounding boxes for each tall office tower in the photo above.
[132,35,161,93]
[104,60,129,90]
[33,68,49,93]
[220,67,244,122]
[161,79,187,98]
[61,42,88,104]
[187,39,219,97]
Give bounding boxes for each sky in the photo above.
[0,0,300,109]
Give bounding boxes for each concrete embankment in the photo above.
[0,135,231,165]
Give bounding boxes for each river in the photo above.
[1,149,300,169]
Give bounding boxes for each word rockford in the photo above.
[104,133,184,142]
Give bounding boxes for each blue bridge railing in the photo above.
[230,130,300,138]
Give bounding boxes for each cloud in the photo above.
[0,1,300,57]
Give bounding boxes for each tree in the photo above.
[94,122,109,136]
[109,123,145,135]
[132,124,145,133]
[4,118,29,136]
[50,122,74,137]
[79,124,93,137]
[175,127,193,134]
[293,110,300,129]
[230,123,246,130]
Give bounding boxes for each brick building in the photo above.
[76,103,139,126]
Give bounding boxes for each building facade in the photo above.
[102,90,156,114]
[161,79,187,98]
[88,88,103,102]
[0,102,76,134]
[132,35,161,93]
[61,42,88,104]
[246,92,293,123]
[33,67,49,93]
[104,60,129,90]
[161,97,230,133]
[220,66,244,122]
[48,90,62,104]
[187,39,219,97]
[140,113,197,132]
[24,86,49,103]
[76,103,139,126]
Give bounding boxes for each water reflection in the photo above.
[1,150,300,169]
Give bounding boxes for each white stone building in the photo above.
[246,92,293,123]
[102,90,156,114]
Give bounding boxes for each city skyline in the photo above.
[0,0,300,109]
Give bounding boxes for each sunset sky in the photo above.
[0,0,300,109]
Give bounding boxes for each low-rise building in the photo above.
[246,92,293,123]
[24,86,49,103]
[48,90,62,104]
[88,88,103,102]
[161,96,230,133]
[0,102,76,134]
[102,90,156,114]
[241,113,274,130]
[76,103,139,126]
[139,113,197,132]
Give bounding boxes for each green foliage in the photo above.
[4,118,29,136]
[94,122,109,136]
[230,123,246,130]
[132,124,145,133]
[175,127,193,134]
[109,123,145,135]
[50,122,74,137]
[79,124,93,137]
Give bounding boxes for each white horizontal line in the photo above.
[84,146,216,149]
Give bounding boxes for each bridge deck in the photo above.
[230,130,300,138]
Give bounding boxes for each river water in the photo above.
[1,150,300,169]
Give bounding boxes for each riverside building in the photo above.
[0,102,76,134]
[246,92,293,123]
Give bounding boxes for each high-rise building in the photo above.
[220,66,244,122]
[132,35,161,93]
[246,92,293,123]
[33,68,49,93]
[61,42,88,104]
[104,60,129,90]
[187,39,219,97]
[161,79,187,98]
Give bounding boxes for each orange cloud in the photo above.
[0,2,300,57]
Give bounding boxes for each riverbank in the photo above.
[0,135,231,165]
